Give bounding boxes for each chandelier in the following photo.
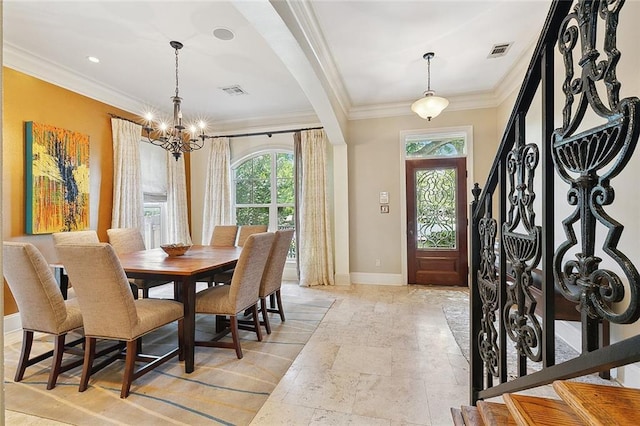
[143,41,207,160]
[411,52,449,121]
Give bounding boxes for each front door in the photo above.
[406,157,468,285]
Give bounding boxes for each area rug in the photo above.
[4,286,334,425]
[442,290,617,385]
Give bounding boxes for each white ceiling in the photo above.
[2,0,552,132]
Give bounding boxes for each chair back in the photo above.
[3,242,70,333]
[229,232,275,312]
[52,230,99,245]
[107,228,146,255]
[237,225,268,247]
[210,225,238,247]
[260,229,294,297]
[57,243,139,339]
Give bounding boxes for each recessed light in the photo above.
[87,56,100,64]
[213,27,235,41]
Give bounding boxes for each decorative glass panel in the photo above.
[406,138,464,158]
[415,168,456,249]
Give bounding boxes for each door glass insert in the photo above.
[415,167,457,249]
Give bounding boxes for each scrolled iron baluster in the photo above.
[477,203,499,377]
[553,0,640,324]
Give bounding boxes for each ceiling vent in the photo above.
[488,43,513,58]
[220,85,248,96]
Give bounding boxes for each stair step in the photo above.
[461,405,485,425]
[553,380,640,426]
[477,401,517,425]
[503,393,585,425]
[451,407,465,426]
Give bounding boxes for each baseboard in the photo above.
[350,272,403,286]
[556,320,581,353]
[334,273,351,286]
[4,312,22,334]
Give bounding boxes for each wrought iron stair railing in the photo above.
[470,0,640,404]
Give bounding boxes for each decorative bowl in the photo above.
[160,243,192,257]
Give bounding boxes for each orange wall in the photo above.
[2,67,138,315]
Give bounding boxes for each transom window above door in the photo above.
[405,135,465,158]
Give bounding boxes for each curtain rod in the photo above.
[109,114,322,139]
[208,127,323,139]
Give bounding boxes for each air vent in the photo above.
[220,85,248,96]
[488,43,513,58]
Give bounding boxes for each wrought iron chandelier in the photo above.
[143,41,207,160]
[411,52,449,121]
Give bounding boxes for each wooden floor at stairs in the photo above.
[451,380,640,425]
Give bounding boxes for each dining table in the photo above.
[117,244,242,373]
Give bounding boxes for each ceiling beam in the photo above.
[231,0,346,145]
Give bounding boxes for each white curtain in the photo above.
[201,137,232,245]
[166,153,192,245]
[110,118,144,229]
[296,129,334,286]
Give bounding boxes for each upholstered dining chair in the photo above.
[204,225,239,288]
[2,242,85,390]
[209,225,238,247]
[107,227,173,299]
[57,243,184,398]
[257,229,294,334]
[52,230,99,245]
[211,224,269,285]
[194,232,275,359]
[236,225,268,247]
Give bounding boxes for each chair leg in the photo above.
[275,290,286,321]
[14,330,34,382]
[142,287,149,299]
[229,316,243,359]
[178,318,185,361]
[47,334,67,390]
[79,337,96,392]
[260,298,271,334]
[251,304,263,342]
[121,340,137,398]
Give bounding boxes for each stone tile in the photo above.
[282,369,361,413]
[352,374,431,424]
[251,400,316,425]
[332,345,394,376]
[310,408,391,425]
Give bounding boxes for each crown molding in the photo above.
[3,42,144,115]
[348,91,500,121]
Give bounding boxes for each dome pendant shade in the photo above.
[412,52,448,120]
[411,91,449,121]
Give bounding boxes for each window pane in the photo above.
[278,206,295,228]
[277,177,294,203]
[235,179,252,204]
[276,153,294,178]
[254,178,271,203]
[406,138,464,158]
[276,153,295,203]
[236,207,269,225]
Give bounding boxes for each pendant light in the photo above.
[411,52,449,121]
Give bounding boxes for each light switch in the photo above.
[379,191,389,204]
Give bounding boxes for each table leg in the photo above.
[181,278,196,373]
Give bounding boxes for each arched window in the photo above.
[232,150,296,257]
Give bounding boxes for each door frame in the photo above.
[398,126,474,285]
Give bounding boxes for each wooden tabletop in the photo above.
[118,245,242,277]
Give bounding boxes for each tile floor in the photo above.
[250,284,471,425]
[5,283,471,425]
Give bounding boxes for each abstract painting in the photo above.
[25,122,90,234]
